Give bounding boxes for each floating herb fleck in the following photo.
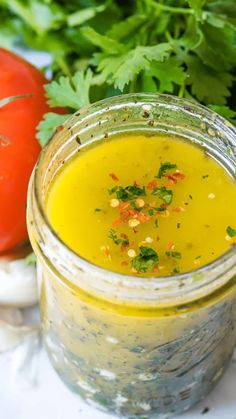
[166,251,182,259]
[95,208,101,212]
[152,186,173,204]
[177,222,181,229]
[156,162,177,179]
[173,266,180,274]
[226,225,236,237]
[108,228,129,246]
[109,185,146,201]
[131,246,159,273]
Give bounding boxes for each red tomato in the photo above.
[0,48,55,254]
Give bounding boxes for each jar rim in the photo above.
[31,93,236,304]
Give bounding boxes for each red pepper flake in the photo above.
[109,173,119,182]
[153,266,159,273]
[134,180,141,186]
[165,174,177,184]
[56,125,64,133]
[119,201,130,211]
[172,207,185,213]
[173,170,186,180]
[121,260,129,266]
[147,180,158,190]
[112,209,136,226]
[136,212,150,223]
[165,170,186,184]
[167,242,175,250]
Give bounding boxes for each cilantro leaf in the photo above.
[67,5,106,27]
[131,246,159,273]
[152,186,173,204]
[226,226,236,237]
[45,69,93,109]
[81,27,125,54]
[36,112,71,147]
[94,43,171,91]
[186,55,233,105]
[156,162,177,179]
[148,58,186,93]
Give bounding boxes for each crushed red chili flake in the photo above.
[109,173,119,182]
[121,260,129,266]
[134,180,141,186]
[165,174,178,184]
[147,179,158,190]
[172,207,185,213]
[167,242,175,250]
[137,212,150,223]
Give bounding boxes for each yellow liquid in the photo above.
[47,134,236,276]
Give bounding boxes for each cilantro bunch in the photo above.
[0,0,235,145]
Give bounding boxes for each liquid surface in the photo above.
[47,135,236,276]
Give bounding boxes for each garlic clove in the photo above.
[0,259,38,307]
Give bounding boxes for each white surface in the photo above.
[0,346,236,419]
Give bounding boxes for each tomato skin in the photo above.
[0,48,55,253]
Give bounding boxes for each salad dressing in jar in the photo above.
[27,94,236,418]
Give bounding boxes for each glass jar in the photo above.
[27,93,236,418]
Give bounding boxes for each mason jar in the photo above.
[27,93,236,418]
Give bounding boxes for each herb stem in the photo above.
[147,1,194,15]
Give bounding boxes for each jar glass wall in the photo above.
[27,94,236,418]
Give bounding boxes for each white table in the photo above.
[0,343,236,419]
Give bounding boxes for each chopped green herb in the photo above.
[154,219,159,228]
[202,175,209,179]
[177,222,181,229]
[108,228,122,245]
[166,251,182,259]
[156,162,177,179]
[173,266,180,274]
[148,208,154,216]
[189,194,193,200]
[152,186,173,204]
[95,208,101,212]
[226,226,236,237]
[131,246,159,273]
[195,255,201,260]
[109,185,146,201]
[108,229,130,247]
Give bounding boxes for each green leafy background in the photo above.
[0,0,235,144]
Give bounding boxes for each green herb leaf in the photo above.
[152,186,173,204]
[109,185,146,201]
[186,55,233,105]
[108,228,122,245]
[166,251,182,259]
[156,162,177,179]
[226,226,236,237]
[131,246,159,273]
[45,69,93,109]
[173,266,180,274]
[36,112,71,147]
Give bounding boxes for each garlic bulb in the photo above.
[0,259,38,307]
